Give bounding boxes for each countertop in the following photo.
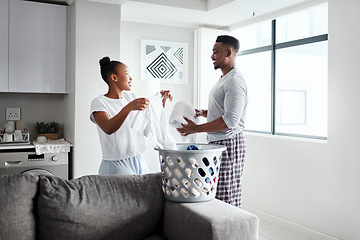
[0,143,35,150]
[0,141,73,151]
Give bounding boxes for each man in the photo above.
[177,35,248,208]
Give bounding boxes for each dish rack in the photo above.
[0,132,30,144]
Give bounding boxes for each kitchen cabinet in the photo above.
[0,0,9,92]
[8,0,68,93]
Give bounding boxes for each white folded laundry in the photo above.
[169,101,199,143]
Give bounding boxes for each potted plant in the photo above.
[35,122,60,140]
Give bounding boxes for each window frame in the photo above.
[238,19,328,140]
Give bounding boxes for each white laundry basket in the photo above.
[155,143,226,203]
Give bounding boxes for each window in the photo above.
[233,3,328,139]
[237,51,271,132]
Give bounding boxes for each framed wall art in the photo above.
[141,39,188,84]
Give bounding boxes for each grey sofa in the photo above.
[0,173,258,240]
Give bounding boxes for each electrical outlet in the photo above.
[6,108,21,121]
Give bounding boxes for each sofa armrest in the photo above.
[162,199,259,240]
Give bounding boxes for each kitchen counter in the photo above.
[0,143,35,150]
[0,139,73,151]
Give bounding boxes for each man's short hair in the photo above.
[216,35,240,52]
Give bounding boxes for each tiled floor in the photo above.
[259,219,308,240]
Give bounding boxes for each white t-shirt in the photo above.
[131,93,176,150]
[90,92,147,160]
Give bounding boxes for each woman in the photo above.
[90,56,172,175]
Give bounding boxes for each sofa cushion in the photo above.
[142,233,166,240]
[37,173,165,240]
[0,174,39,240]
[162,199,259,240]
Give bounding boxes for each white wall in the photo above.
[66,3,195,177]
[65,0,121,178]
[119,21,195,172]
[242,0,360,239]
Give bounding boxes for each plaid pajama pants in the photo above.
[210,132,246,208]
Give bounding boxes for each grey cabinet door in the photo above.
[9,0,67,93]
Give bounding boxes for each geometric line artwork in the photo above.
[161,46,171,53]
[142,39,187,84]
[146,53,178,79]
[173,47,184,64]
[146,45,156,55]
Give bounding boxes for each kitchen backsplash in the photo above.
[0,93,66,141]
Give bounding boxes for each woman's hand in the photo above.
[126,98,150,111]
[160,90,173,107]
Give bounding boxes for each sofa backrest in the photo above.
[37,173,165,240]
[0,174,39,240]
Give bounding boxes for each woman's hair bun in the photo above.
[99,57,111,67]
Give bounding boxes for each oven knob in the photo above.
[51,155,59,162]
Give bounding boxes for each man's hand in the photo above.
[195,109,207,118]
[176,116,198,136]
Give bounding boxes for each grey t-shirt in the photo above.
[207,68,248,142]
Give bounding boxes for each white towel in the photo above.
[33,138,71,155]
[131,92,177,150]
[169,101,199,143]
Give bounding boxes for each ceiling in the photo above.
[121,0,311,29]
[36,0,312,29]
